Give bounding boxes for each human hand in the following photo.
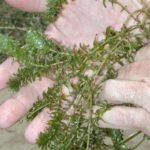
[1,0,141,144]
[100,44,150,135]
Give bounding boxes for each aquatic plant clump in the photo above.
[0,0,150,149]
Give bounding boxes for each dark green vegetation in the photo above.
[0,0,150,149]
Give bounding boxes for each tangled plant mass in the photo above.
[0,0,150,149]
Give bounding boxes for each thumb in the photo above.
[5,0,48,12]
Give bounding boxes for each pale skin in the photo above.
[1,0,150,144]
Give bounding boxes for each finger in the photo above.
[117,60,150,84]
[0,77,54,128]
[25,108,51,144]
[5,0,47,12]
[24,106,118,144]
[135,43,150,61]
[102,79,150,112]
[0,57,19,90]
[99,106,150,135]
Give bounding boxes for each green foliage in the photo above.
[43,0,68,22]
[0,34,19,54]
[0,0,150,150]
[0,1,46,41]
[7,30,65,91]
[1,25,144,149]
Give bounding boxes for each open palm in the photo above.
[1,0,141,143]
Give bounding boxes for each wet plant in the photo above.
[0,0,150,149]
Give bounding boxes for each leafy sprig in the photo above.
[0,24,145,149]
[0,0,150,150]
[43,0,68,22]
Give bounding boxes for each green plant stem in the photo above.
[86,94,93,150]
[131,135,146,150]
[119,131,142,145]
[96,41,121,76]
[27,102,51,120]
[0,26,26,31]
